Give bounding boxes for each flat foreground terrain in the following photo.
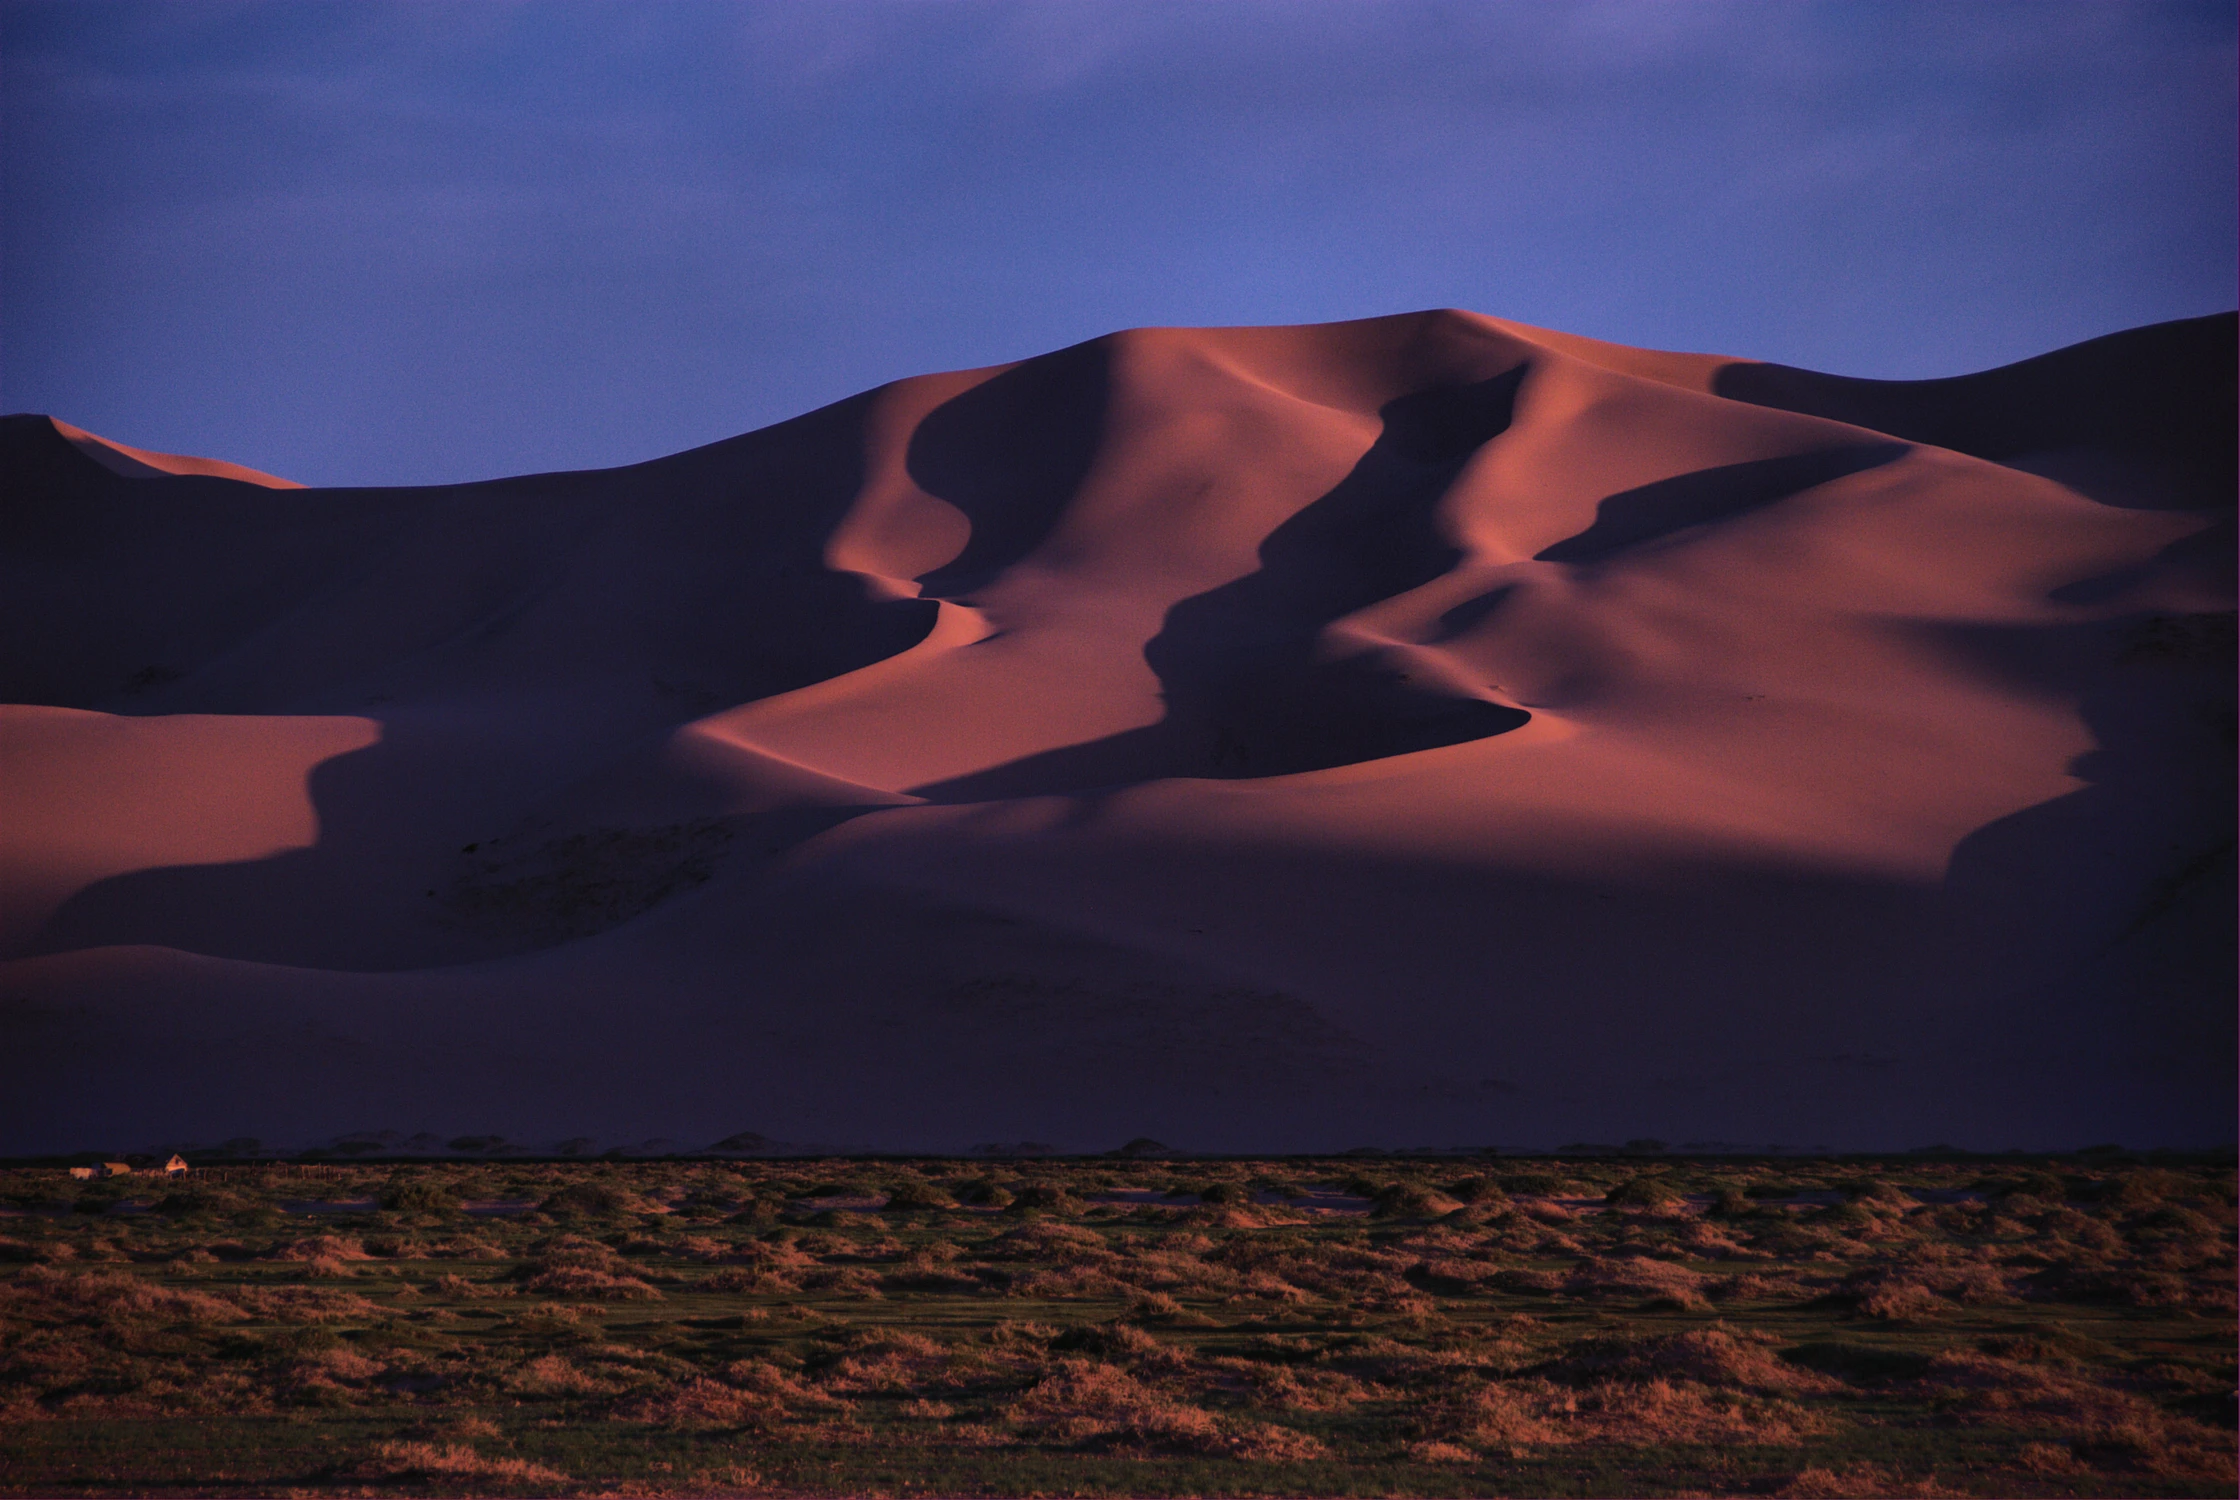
[0,1156,2232,1497]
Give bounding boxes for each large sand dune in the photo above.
[1,310,2231,1154]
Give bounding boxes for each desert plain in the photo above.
[0,1150,2234,1497]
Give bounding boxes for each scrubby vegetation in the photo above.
[0,1154,2231,1496]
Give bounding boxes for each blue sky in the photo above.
[4,0,2234,487]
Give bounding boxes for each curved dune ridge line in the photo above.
[0,708,380,955]
[49,417,304,488]
[0,308,2231,1155]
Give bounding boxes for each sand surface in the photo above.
[0,310,2231,1154]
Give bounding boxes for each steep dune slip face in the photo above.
[0,310,2230,1155]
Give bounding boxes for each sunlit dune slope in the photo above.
[48,418,304,488]
[0,309,2230,1154]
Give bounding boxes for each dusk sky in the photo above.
[4,0,2234,488]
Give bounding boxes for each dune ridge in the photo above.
[49,417,305,489]
[0,309,2231,1155]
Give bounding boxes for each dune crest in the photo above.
[0,310,2230,1155]
[49,417,304,488]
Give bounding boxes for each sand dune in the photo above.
[0,309,2230,1154]
[49,418,304,489]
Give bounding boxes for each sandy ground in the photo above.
[0,309,2230,1155]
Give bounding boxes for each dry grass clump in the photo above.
[352,1440,567,1486]
[1563,1253,1715,1309]
[0,1156,2230,1495]
[517,1263,661,1299]
[0,1237,68,1265]
[1117,1291,1218,1327]
[1708,1270,1809,1303]
[231,1285,390,1323]
[1776,1461,1963,1497]
[1365,1183,1461,1220]
[511,1236,662,1300]
[798,1264,886,1298]
[881,1180,956,1212]
[1415,1379,1576,1453]
[1408,1319,1865,1459]
[1545,1327,1841,1396]
[266,1235,374,1281]
[1836,1274,1951,1323]
[1906,1345,2229,1472]
[426,1271,506,1299]
[502,1352,627,1399]
[882,1240,980,1293]
[694,1234,818,1293]
[1604,1174,1686,1210]
[1442,1175,1511,1207]
[608,1375,794,1428]
[1496,1171,1575,1197]
[1226,1358,1374,1414]
[271,1341,392,1404]
[4,1266,236,1322]
[1004,1357,1231,1453]
[531,1181,646,1221]
[821,1328,954,1394]
[1419,1371,1828,1455]
[1541,1375,1831,1446]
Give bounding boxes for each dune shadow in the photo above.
[30,721,911,972]
[24,394,945,970]
[912,370,1532,800]
[906,340,1110,599]
[1927,609,2236,1119]
[1713,312,2236,510]
[1534,445,1905,566]
[1938,610,2236,938]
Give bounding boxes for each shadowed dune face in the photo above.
[1712,313,2239,512]
[1532,445,1907,567]
[905,337,1114,601]
[0,309,2231,1154]
[915,369,1535,799]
